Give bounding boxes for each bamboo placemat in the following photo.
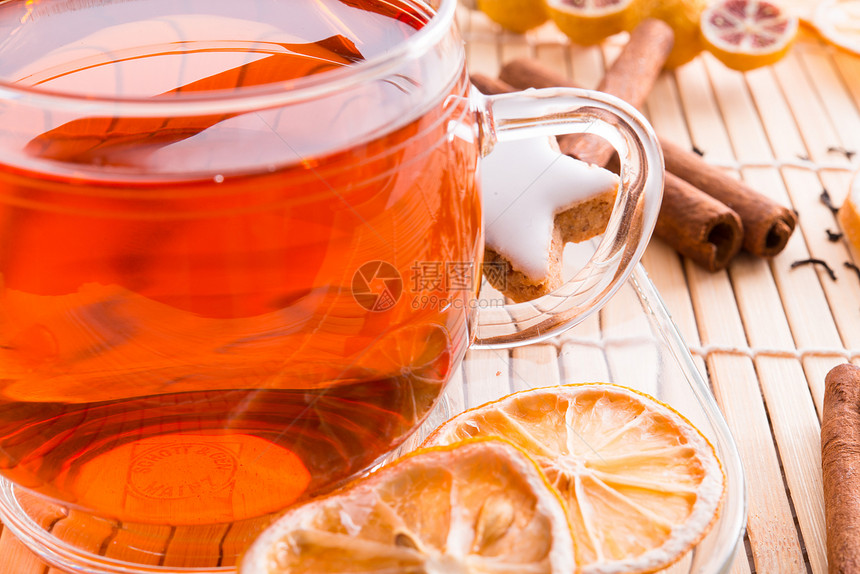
[3,8,860,574]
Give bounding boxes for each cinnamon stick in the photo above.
[822,363,860,574]
[499,49,796,259]
[471,73,515,97]
[658,173,743,271]
[569,18,675,169]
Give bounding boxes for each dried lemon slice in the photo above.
[422,383,725,574]
[701,0,799,71]
[545,0,642,46]
[813,0,860,55]
[240,438,576,573]
[477,0,549,33]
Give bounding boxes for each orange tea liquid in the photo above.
[0,0,480,561]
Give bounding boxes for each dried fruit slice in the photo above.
[422,383,725,574]
[648,0,708,68]
[240,438,576,574]
[701,0,799,71]
[477,0,549,33]
[813,0,860,55]
[545,0,642,46]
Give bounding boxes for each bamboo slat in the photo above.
[49,511,116,556]
[601,281,661,397]
[462,348,511,408]
[511,344,562,391]
[647,50,792,573]
[104,524,169,566]
[0,529,46,574]
[701,54,828,574]
[686,261,805,571]
[558,314,612,383]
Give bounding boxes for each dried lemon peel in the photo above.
[422,383,726,574]
[239,438,577,574]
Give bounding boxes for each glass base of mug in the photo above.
[0,396,458,574]
[0,478,236,573]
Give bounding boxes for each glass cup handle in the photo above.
[472,87,664,349]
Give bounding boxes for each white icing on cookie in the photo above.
[482,137,619,282]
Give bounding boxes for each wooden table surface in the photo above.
[3,6,860,574]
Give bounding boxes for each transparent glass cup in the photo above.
[0,0,662,571]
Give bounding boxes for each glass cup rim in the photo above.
[0,0,457,117]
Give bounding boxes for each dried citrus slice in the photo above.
[477,0,549,33]
[545,0,642,46]
[813,0,860,55]
[240,438,576,574]
[648,0,709,68]
[422,383,725,574]
[701,0,799,71]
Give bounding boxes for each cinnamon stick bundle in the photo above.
[498,30,797,262]
[660,138,795,257]
[822,363,860,573]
